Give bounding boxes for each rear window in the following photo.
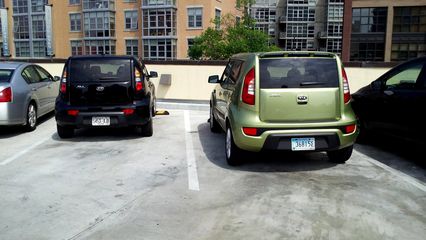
[259,58,339,88]
[0,69,14,83]
[69,59,132,82]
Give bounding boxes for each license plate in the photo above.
[92,117,110,126]
[291,138,315,151]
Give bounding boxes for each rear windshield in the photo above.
[0,69,14,83]
[69,59,132,82]
[259,58,339,88]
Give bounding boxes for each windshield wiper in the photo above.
[300,82,325,86]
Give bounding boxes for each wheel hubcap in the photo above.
[226,128,231,159]
[28,105,36,127]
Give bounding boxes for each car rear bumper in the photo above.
[55,100,151,128]
[0,103,25,126]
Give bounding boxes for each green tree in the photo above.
[188,13,279,60]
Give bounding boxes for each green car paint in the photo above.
[209,51,359,165]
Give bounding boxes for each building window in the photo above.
[142,8,176,37]
[350,42,385,61]
[70,13,82,32]
[393,7,426,33]
[215,9,221,30]
[13,0,29,14]
[142,0,175,6]
[32,40,46,57]
[13,15,30,39]
[391,43,426,61]
[71,40,83,55]
[187,38,194,50]
[15,41,30,57]
[0,0,4,8]
[82,0,114,10]
[125,10,138,30]
[188,8,202,28]
[31,0,47,13]
[327,39,342,54]
[143,39,176,60]
[84,40,116,55]
[327,22,342,37]
[328,5,343,21]
[32,15,46,39]
[287,6,308,22]
[69,0,81,4]
[83,11,115,38]
[126,39,139,56]
[352,8,387,33]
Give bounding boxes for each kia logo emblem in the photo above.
[96,86,105,91]
[297,95,308,103]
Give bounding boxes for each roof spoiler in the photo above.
[259,52,336,58]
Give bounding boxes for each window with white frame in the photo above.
[215,9,221,29]
[188,8,202,28]
[126,39,139,56]
[125,10,138,30]
[71,40,83,55]
[70,13,82,32]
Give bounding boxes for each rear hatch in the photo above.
[69,58,133,106]
[259,57,341,123]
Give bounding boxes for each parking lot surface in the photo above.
[0,109,425,240]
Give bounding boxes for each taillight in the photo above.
[344,124,356,134]
[242,127,258,136]
[342,66,350,104]
[0,87,12,102]
[60,70,67,94]
[242,68,255,105]
[122,108,134,115]
[67,110,79,116]
[135,69,143,92]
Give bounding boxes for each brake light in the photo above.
[242,68,255,105]
[122,108,134,115]
[135,69,143,92]
[243,127,258,136]
[60,70,67,94]
[0,87,12,102]
[344,124,356,134]
[67,110,79,116]
[342,66,350,104]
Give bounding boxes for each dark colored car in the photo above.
[352,57,426,144]
[55,56,157,138]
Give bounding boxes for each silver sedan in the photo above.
[0,62,60,131]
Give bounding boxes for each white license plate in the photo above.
[291,138,315,151]
[92,117,110,126]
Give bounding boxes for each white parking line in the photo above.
[184,110,200,191]
[353,150,426,192]
[0,138,50,166]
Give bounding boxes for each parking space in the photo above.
[0,109,425,240]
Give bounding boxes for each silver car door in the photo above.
[22,66,48,115]
[35,66,57,111]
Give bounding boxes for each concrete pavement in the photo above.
[0,110,425,240]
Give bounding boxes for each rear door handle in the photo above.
[32,88,37,91]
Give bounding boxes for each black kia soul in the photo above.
[55,56,157,138]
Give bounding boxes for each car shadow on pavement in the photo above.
[51,127,145,142]
[0,112,55,139]
[197,122,337,172]
[355,136,425,182]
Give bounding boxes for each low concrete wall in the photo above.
[38,63,390,101]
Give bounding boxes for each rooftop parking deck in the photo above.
[0,105,425,240]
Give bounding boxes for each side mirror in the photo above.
[208,75,220,83]
[53,76,61,82]
[149,71,158,78]
[370,79,383,90]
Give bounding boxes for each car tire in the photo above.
[225,126,245,166]
[327,145,353,164]
[209,105,221,133]
[57,124,74,138]
[152,98,156,117]
[138,119,153,137]
[24,103,37,132]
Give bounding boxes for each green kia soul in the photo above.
[208,52,358,166]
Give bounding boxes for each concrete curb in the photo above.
[157,101,209,111]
